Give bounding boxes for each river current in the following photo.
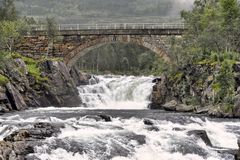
[0,75,239,160]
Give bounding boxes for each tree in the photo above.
[45,17,59,55]
[0,20,24,51]
[0,0,18,21]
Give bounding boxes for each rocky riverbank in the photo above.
[149,63,240,118]
[0,55,92,114]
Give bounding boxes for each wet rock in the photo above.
[235,139,240,160]
[70,66,91,86]
[149,75,169,109]
[187,130,212,147]
[152,78,161,83]
[0,122,62,160]
[98,114,112,122]
[84,115,103,121]
[5,83,27,111]
[84,115,112,122]
[147,126,159,132]
[143,119,154,126]
[4,130,30,142]
[143,119,159,131]
[173,127,185,131]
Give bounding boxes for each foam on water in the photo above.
[78,75,154,109]
[4,115,235,160]
[0,75,239,160]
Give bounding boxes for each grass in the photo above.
[0,74,9,86]
[11,53,49,83]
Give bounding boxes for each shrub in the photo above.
[0,74,9,86]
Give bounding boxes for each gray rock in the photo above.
[163,100,177,111]
[0,122,62,160]
[5,83,27,111]
[97,114,112,122]
[143,119,154,126]
[149,75,169,109]
[196,106,210,114]
[39,60,82,107]
[236,139,240,160]
[176,104,195,112]
[187,130,212,147]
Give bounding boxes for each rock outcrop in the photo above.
[0,57,83,114]
[149,63,240,118]
[39,60,81,107]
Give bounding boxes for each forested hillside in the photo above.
[14,0,193,23]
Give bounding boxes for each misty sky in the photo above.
[15,0,195,23]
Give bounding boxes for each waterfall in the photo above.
[78,75,154,109]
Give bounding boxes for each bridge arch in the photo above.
[64,35,171,67]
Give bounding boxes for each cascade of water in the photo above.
[78,75,154,109]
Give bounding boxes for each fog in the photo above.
[15,0,195,23]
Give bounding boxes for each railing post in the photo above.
[124,23,126,29]
[59,25,61,30]
[115,24,117,29]
[96,24,98,30]
[77,24,79,30]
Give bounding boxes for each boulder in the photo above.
[84,115,112,122]
[5,83,27,111]
[176,104,195,112]
[0,122,62,160]
[97,114,112,122]
[143,119,154,126]
[162,100,178,111]
[187,130,212,147]
[196,106,210,114]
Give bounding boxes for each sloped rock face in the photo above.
[0,58,82,113]
[39,60,81,107]
[70,65,91,86]
[148,75,170,109]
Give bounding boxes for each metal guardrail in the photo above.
[30,23,185,31]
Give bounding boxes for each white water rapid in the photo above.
[78,75,154,109]
[0,75,239,160]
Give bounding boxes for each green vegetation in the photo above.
[76,43,164,75]
[159,0,240,109]
[11,53,48,83]
[0,74,9,86]
[0,0,18,21]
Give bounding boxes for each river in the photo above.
[0,75,239,160]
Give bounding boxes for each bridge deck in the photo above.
[31,23,185,36]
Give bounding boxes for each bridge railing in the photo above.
[30,23,185,31]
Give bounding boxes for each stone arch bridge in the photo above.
[18,23,185,68]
